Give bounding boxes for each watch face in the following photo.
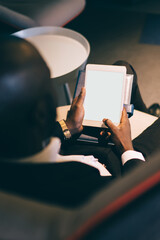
[64,129,71,139]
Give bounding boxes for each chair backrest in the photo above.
[0,152,159,240]
[67,152,160,240]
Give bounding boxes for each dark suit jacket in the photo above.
[0,123,144,208]
[0,159,143,208]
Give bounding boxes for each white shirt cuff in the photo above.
[121,150,145,166]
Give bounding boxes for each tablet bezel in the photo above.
[83,64,126,127]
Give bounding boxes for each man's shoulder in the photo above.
[0,160,100,178]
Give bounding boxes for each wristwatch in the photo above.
[59,120,71,140]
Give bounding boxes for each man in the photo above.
[0,36,159,207]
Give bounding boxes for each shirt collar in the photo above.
[1,137,61,163]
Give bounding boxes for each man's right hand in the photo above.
[101,108,134,155]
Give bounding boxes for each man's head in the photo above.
[0,36,57,158]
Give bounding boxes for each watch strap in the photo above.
[59,120,71,140]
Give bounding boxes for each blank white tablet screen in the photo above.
[84,70,124,124]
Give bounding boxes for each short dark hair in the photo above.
[0,36,57,157]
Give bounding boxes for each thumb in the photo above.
[120,108,128,124]
[76,87,86,105]
[103,118,117,133]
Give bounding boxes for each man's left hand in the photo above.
[66,87,86,136]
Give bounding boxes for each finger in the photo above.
[76,87,86,105]
[120,108,128,124]
[100,130,104,136]
[100,129,111,136]
[99,131,111,144]
[102,131,111,138]
[103,118,117,133]
[71,88,85,105]
[71,97,78,106]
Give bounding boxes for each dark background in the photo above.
[1,0,160,107]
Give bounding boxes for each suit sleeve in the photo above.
[121,150,145,174]
[52,121,65,143]
[122,158,145,174]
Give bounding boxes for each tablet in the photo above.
[83,64,126,127]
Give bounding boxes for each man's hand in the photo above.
[101,108,134,155]
[66,87,86,136]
